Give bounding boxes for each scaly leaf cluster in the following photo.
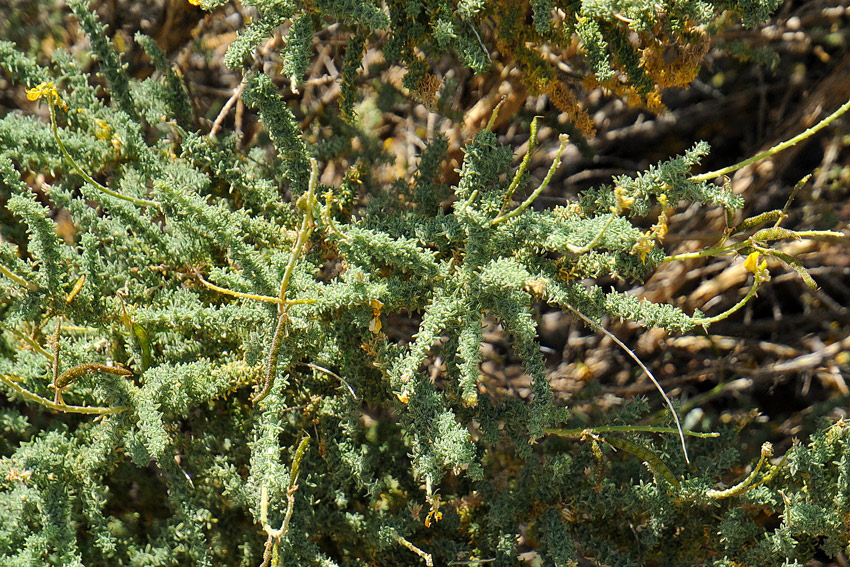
[1,2,848,567]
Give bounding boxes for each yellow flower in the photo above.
[25,81,53,101]
[369,298,384,334]
[744,251,759,273]
[188,0,202,5]
[614,186,635,212]
[94,118,111,140]
[25,81,68,111]
[631,237,654,263]
[462,391,478,407]
[744,251,767,275]
[424,494,443,527]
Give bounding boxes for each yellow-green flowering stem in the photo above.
[663,229,843,263]
[60,324,100,334]
[48,102,160,209]
[485,96,506,132]
[0,373,127,415]
[690,97,850,183]
[730,210,786,235]
[544,425,719,438]
[492,134,569,226]
[253,311,288,404]
[602,435,680,487]
[0,262,39,291]
[785,229,845,239]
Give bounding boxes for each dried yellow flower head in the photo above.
[369,298,384,334]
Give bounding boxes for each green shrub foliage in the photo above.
[1,0,848,566]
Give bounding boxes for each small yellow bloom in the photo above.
[743,251,769,285]
[653,219,668,240]
[25,81,68,111]
[462,391,478,407]
[424,495,443,527]
[523,277,548,298]
[632,238,654,263]
[94,119,111,140]
[188,0,202,5]
[614,186,635,212]
[25,82,52,101]
[744,251,759,273]
[369,298,384,334]
[744,251,767,275]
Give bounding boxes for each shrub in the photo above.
[0,1,848,566]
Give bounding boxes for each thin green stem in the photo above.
[784,229,845,239]
[0,374,128,415]
[777,175,810,227]
[564,302,690,464]
[254,159,319,404]
[677,380,730,415]
[51,315,61,388]
[729,210,785,237]
[602,435,680,487]
[260,435,310,567]
[196,270,316,306]
[393,534,434,567]
[0,262,38,291]
[661,242,743,263]
[544,425,719,438]
[567,214,617,255]
[277,159,318,309]
[693,275,762,328]
[252,311,288,403]
[0,323,54,361]
[322,190,348,241]
[48,102,160,208]
[458,189,479,214]
[486,96,506,132]
[690,97,850,183]
[662,227,841,265]
[60,324,102,334]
